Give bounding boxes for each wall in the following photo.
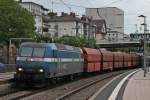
[106,32,130,42]
[0,45,17,64]
[48,21,84,37]
[19,2,45,34]
[86,7,124,33]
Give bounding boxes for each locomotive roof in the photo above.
[20,42,81,52]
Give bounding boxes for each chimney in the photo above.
[81,15,86,21]
[61,12,65,17]
[70,12,75,17]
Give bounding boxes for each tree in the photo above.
[0,0,35,45]
[34,33,52,43]
[47,12,57,18]
[54,36,99,48]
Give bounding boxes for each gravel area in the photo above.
[0,83,32,100]
[0,83,12,92]
[0,83,17,97]
[0,91,32,100]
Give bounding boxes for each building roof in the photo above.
[107,30,129,35]
[86,7,124,12]
[45,14,81,22]
[19,1,49,11]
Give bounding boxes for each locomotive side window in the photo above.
[33,48,45,57]
[21,47,33,57]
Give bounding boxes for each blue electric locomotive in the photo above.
[15,42,84,84]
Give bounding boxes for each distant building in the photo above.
[105,31,130,42]
[19,1,48,34]
[86,7,124,34]
[93,20,107,43]
[44,12,96,38]
[81,15,96,39]
[130,33,150,41]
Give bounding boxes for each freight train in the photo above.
[14,42,141,85]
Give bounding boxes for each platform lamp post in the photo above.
[138,15,147,34]
[138,15,147,77]
[143,39,147,77]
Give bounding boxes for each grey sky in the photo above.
[23,0,150,34]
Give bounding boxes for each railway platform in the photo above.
[89,69,150,100]
[0,72,14,80]
[0,72,14,84]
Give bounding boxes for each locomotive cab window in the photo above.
[33,47,45,57]
[21,47,33,57]
[20,47,45,57]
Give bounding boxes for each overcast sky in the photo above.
[22,0,150,34]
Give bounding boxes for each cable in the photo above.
[102,0,124,6]
[59,0,72,12]
[96,8,103,19]
[50,1,88,8]
[86,0,94,7]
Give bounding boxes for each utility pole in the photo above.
[138,15,147,34]
[143,39,147,77]
[139,15,148,77]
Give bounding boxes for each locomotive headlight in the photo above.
[39,69,44,73]
[30,58,33,62]
[18,68,23,72]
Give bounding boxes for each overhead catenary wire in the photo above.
[47,0,54,12]
[59,0,72,12]
[86,0,95,7]
[52,1,88,8]
[101,0,124,6]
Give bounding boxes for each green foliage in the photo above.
[54,36,99,48]
[47,12,57,17]
[108,47,136,53]
[33,33,52,43]
[0,0,35,45]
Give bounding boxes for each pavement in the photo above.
[123,69,150,100]
[89,69,150,100]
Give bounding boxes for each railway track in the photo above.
[19,69,135,100]
[0,86,43,100]
[56,69,137,100]
[0,80,68,100]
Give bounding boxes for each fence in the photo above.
[0,45,17,64]
[0,45,17,72]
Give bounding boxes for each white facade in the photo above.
[86,7,124,34]
[105,31,130,42]
[95,34,103,43]
[48,21,84,37]
[45,13,97,38]
[19,2,48,34]
[19,2,46,15]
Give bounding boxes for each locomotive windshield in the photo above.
[20,47,45,57]
[33,47,45,57]
[21,47,33,57]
